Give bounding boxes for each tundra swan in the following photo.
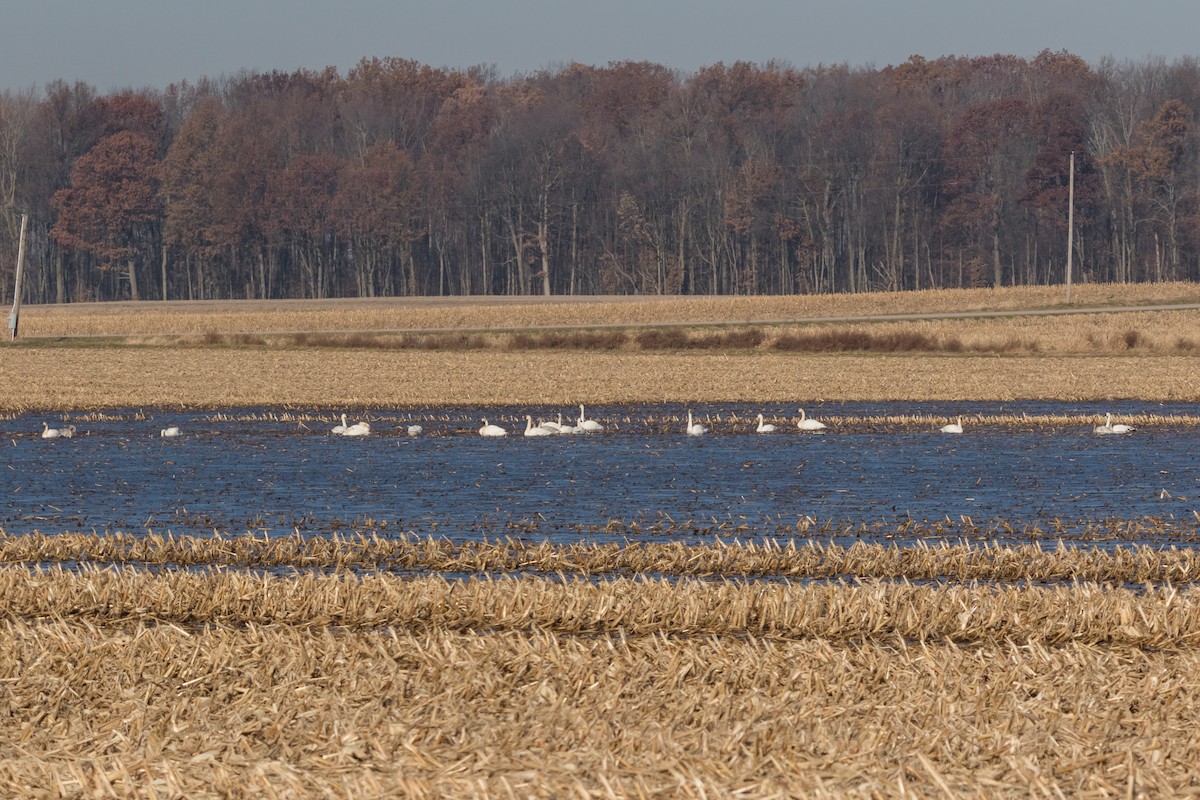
[577,404,604,432]
[940,417,963,434]
[686,410,708,436]
[341,420,370,437]
[331,413,348,435]
[479,418,507,437]
[160,426,181,437]
[796,409,827,432]
[1094,412,1135,435]
[407,425,424,436]
[755,414,777,433]
[524,416,554,437]
[41,422,61,439]
[58,425,76,438]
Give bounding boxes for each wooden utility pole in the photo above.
[8,212,28,341]
[1066,151,1075,303]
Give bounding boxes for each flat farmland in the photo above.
[14,282,1200,338]
[6,286,1200,798]
[5,283,1200,409]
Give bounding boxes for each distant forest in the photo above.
[2,51,1200,303]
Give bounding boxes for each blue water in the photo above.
[3,402,1199,547]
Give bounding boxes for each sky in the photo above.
[2,0,1199,93]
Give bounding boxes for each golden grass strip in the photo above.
[8,530,1200,584]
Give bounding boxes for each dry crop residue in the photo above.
[5,347,1200,408]
[2,533,1200,796]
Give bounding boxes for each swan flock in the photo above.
[33,410,1145,440]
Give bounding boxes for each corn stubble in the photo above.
[4,533,1200,796]
[15,282,1200,339]
[6,347,1200,409]
[8,284,1200,407]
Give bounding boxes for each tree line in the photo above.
[2,51,1200,304]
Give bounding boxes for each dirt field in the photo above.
[5,284,1200,409]
[14,282,1200,338]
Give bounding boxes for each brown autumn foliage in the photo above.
[49,131,161,300]
[6,54,1200,304]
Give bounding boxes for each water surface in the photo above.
[4,402,1198,548]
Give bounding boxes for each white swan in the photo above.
[755,413,777,433]
[331,413,348,435]
[577,404,604,432]
[407,425,423,436]
[940,416,963,434]
[554,414,580,434]
[540,415,563,432]
[524,415,554,437]
[160,426,181,437]
[41,423,77,439]
[1094,412,1135,435]
[479,418,507,437]
[686,410,708,436]
[797,408,827,432]
[341,420,371,437]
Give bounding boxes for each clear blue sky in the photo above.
[3,0,1198,93]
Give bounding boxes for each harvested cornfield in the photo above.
[14,282,1200,339]
[4,535,1200,797]
[16,299,1200,360]
[8,284,1200,408]
[9,529,1200,583]
[4,347,1200,409]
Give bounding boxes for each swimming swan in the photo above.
[341,420,371,436]
[577,404,604,432]
[41,423,75,439]
[755,413,777,433]
[160,426,181,437]
[1094,412,1135,435]
[407,425,424,436]
[331,413,348,435]
[797,408,827,432]
[524,415,554,437]
[940,417,963,434]
[686,410,708,436]
[479,418,507,437]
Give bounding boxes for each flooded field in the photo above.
[4,402,1199,547]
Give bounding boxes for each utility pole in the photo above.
[1065,151,1074,303]
[7,212,28,341]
